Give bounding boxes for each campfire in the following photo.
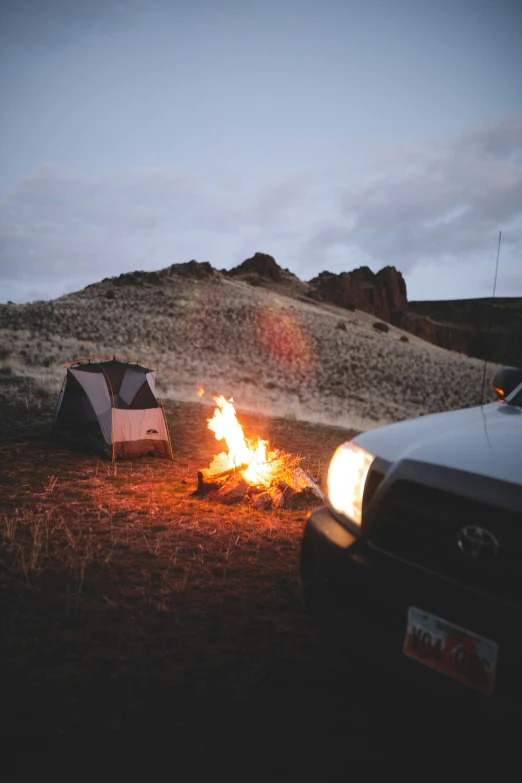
[193,396,324,510]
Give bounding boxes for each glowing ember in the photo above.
[207,396,274,487]
[197,386,205,397]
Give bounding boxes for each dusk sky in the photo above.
[1,0,521,304]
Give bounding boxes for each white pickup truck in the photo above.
[301,366,522,702]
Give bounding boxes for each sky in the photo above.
[1,0,521,304]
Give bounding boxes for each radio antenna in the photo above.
[480,230,502,405]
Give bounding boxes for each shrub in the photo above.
[373,322,389,333]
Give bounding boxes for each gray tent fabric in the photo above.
[97,409,114,445]
[70,368,112,416]
[146,371,158,396]
[120,368,147,406]
[52,357,173,460]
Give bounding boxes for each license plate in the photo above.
[403,607,498,695]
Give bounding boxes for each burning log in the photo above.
[276,481,295,503]
[268,486,284,508]
[251,492,272,510]
[290,468,324,500]
[284,486,324,510]
[192,471,222,497]
[200,464,249,484]
[212,475,250,504]
[192,463,249,497]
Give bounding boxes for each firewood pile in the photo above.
[191,395,325,511]
[192,459,324,510]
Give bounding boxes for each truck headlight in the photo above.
[327,441,374,529]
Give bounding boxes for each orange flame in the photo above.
[197,385,205,397]
[207,396,272,486]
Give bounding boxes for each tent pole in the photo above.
[155,378,174,460]
[112,407,116,463]
[52,375,67,425]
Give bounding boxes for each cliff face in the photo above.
[306,266,520,367]
[406,298,522,329]
[308,266,407,322]
[401,299,522,367]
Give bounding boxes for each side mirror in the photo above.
[492,366,522,400]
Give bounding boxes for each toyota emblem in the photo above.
[457,526,500,562]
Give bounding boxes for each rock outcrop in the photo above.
[308,265,407,323]
[226,252,284,282]
[101,260,217,287]
[167,260,217,279]
[226,252,308,295]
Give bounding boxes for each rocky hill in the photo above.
[223,254,521,367]
[0,256,498,430]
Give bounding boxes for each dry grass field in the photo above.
[0,373,514,779]
[0,271,508,777]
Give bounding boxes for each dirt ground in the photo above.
[0,380,517,779]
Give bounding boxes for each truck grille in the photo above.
[370,480,522,606]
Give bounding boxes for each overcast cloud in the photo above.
[303,115,522,275]
[1,0,521,302]
[1,114,520,301]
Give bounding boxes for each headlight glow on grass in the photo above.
[327,441,374,528]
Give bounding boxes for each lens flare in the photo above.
[254,302,315,377]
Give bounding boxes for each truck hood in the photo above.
[355,402,522,487]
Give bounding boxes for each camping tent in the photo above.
[52,356,173,459]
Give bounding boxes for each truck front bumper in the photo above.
[301,505,522,713]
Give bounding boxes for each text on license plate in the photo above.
[403,607,498,695]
